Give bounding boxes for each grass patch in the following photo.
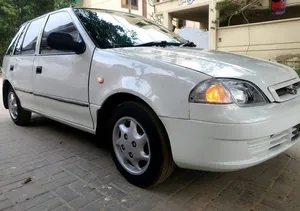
[294,68,300,76]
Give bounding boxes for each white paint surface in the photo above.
[177,27,209,49]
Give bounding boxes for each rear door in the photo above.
[2,23,27,79]
[32,11,94,128]
[2,24,27,106]
[9,17,45,111]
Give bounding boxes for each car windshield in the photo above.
[73,8,187,49]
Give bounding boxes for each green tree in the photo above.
[0,0,18,67]
[0,0,74,66]
[75,9,138,48]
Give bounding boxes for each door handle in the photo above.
[10,65,14,71]
[36,66,42,74]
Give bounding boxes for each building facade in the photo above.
[77,0,154,18]
[77,0,300,67]
[155,0,300,66]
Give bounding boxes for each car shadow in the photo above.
[28,114,100,145]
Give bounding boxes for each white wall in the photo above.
[155,0,211,14]
[185,20,200,28]
[177,27,209,48]
[88,0,154,18]
[217,18,300,61]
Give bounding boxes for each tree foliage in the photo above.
[0,0,74,66]
[74,9,138,48]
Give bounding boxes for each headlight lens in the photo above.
[189,79,267,106]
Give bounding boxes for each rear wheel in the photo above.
[7,87,31,126]
[108,101,174,187]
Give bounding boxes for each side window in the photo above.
[14,24,29,55]
[41,12,81,54]
[22,18,44,55]
[6,24,27,56]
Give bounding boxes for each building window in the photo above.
[121,0,138,10]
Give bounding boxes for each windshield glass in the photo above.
[73,8,186,48]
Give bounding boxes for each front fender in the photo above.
[89,49,210,119]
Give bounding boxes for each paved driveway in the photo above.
[1,78,300,211]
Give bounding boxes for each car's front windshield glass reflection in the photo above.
[73,8,186,48]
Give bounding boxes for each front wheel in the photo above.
[108,101,174,188]
[7,87,31,126]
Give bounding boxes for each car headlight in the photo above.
[189,79,268,106]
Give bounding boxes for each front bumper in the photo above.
[160,97,300,172]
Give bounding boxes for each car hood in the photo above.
[107,47,298,100]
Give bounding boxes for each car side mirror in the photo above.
[47,32,86,54]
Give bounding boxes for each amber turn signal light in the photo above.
[205,84,232,104]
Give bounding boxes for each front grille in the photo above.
[292,124,300,141]
[247,131,289,156]
[276,82,300,97]
[269,78,300,102]
[248,124,300,157]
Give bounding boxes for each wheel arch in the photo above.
[2,80,12,109]
[95,92,171,149]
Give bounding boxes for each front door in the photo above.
[33,11,94,128]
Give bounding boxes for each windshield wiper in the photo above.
[113,41,196,48]
[134,41,196,47]
[134,41,181,47]
[180,41,196,47]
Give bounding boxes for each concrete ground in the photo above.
[1,79,300,211]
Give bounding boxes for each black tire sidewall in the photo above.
[108,102,166,187]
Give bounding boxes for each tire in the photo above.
[7,87,31,126]
[108,101,174,188]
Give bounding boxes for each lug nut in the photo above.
[129,152,133,158]
[121,145,125,150]
[124,134,128,140]
[132,141,136,147]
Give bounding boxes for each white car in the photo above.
[2,8,300,187]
